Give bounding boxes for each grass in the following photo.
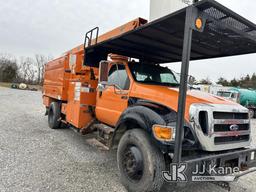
[0,82,12,88]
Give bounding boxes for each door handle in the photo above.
[121,96,128,100]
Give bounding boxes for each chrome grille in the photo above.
[214,124,249,132]
[211,111,250,145]
[214,135,250,145]
[190,104,251,151]
[213,112,248,119]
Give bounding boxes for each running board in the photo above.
[93,124,114,149]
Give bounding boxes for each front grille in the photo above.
[193,104,252,150]
[214,124,249,132]
[214,135,250,145]
[213,112,248,119]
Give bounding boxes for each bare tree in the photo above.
[35,54,50,85]
[0,53,51,84]
[19,57,36,84]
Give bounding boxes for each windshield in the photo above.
[128,62,180,87]
[217,91,231,98]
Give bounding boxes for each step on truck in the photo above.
[43,0,256,191]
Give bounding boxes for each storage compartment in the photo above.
[66,80,97,129]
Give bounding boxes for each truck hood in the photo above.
[130,84,240,120]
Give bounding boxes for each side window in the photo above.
[108,64,130,90]
[160,73,176,83]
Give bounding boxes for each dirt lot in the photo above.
[0,87,255,192]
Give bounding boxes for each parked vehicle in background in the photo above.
[218,88,256,118]
[192,84,233,95]
[193,84,256,118]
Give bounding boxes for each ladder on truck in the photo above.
[84,27,99,49]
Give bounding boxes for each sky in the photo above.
[0,0,256,81]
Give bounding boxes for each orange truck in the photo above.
[43,1,256,191]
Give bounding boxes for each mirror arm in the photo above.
[113,84,122,91]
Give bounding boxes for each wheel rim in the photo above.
[122,145,144,182]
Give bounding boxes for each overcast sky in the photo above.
[0,0,256,81]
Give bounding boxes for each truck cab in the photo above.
[217,90,240,103]
[95,56,251,152]
[96,57,181,127]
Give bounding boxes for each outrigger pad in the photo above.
[85,0,256,67]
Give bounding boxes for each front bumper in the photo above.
[183,148,256,182]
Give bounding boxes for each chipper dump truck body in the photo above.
[43,1,256,191]
[43,18,147,129]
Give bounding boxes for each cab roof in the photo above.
[85,0,256,67]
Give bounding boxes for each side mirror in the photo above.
[188,75,196,85]
[98,82,107,92]
[98,61,109,92]
[99,61,109,83]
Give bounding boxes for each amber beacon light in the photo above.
[195,17,203,30]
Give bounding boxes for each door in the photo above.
[96,64,131,126]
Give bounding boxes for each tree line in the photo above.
[1,53,255,89]
[0,53,52,85]
[199,74,256,89]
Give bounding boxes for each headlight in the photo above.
[152,125,175,141]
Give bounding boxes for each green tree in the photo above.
[200,77,212,85]
[217,77,230,86]
[230,78,239,87]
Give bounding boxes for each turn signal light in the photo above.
[153,125,174,141]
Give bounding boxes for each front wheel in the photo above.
[117,129,165,192]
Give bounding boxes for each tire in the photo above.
[117,129,165,192]
[48,102,61,129]
[249,109,254,119]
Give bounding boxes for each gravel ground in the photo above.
[0,87,255,192]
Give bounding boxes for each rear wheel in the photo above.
[48,102,61,129]
[117,129,165,192]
